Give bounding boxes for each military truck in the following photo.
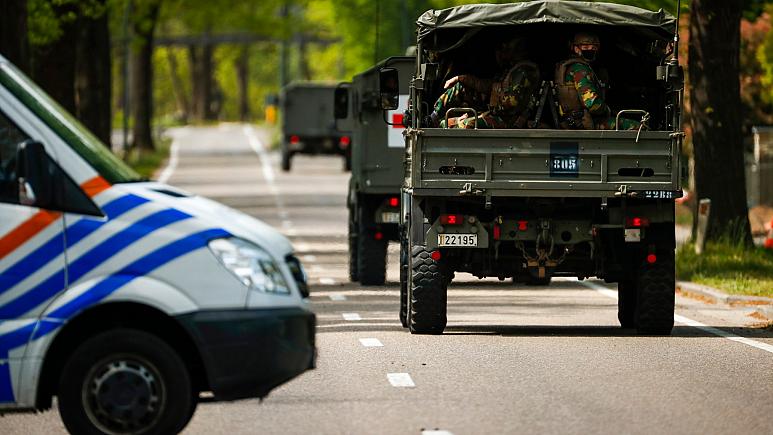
[280,82,351,171]
[334,57,414,285]
[381,1,683,335]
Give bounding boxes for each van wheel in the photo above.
[357,205,387,286]
[58,329,195,435]
[409,245,447,334]
[617,279,637,329]
[348,207,359,282]
[399,236,409,327]
[635,248,675,335]
[281,148,292,172]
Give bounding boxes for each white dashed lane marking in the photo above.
[359,338,383,347]
[342,313,362,321]
[328,294,346,301]
[422,431,454,435]
[387,373,415,387]
[302,255,317,262]
[319,278,337,285]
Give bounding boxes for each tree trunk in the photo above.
[31,17,77,115]
[0,0,29,73]
[165,47,189,122]
[237,47,249,122]
[75,4,112,147]
[189,43,213,122]
[131,0,162,152]
[689,0,752,245]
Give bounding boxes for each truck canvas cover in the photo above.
[417,0,676,50]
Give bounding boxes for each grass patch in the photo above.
[677,241,773,298]
[124,137,171,180]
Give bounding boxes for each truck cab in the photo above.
[0,54,315,433]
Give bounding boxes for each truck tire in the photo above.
[58,329,195,435]
[281,148,292,172]
[635,248,675,335]
[343,153,352,172]
[409,245,447,334]
[357,205,387,286]
[399,236,409,327]
[348,207,359,282]
[617,280,637,329]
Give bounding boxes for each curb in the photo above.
[676,281,773,320]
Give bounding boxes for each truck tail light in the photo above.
[626,217,650,227]
[440,214,463,225]
[389,197,399,207]
[374,231,384,241]
[646,253,657,264]
[431,250,441,261]
[493,224,501,240]
[290,135,300,144]
[517,220,528,231]
[340,136,351,147]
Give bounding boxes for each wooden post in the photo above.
[695,198,711,255]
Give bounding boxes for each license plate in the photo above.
[381,212,400,223]
[624,228,641,242]
[437,233,478,247]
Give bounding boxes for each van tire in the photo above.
[409,245,447,334]
[617,279,637,329]
[58,329,195,435]
[635,249,675,335]
[357,205,387,286]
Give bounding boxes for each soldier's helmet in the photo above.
[571,32,601,62]
[495,37,529,67]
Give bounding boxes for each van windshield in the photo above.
[0,62,142,184]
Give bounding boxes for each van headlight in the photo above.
[208,238,290,295]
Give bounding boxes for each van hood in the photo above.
[119,182,294,257]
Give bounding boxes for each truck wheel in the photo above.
[399,236,409,327]
[58,329,195,435]
[281,148,292,172]
[409,245,447,334]
[635,248,675,335]
[343,153,352,172]
[617,280,637,329]
[357,206,387,286]
[348,208,359,282]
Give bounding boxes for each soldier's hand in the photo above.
[445,75,464,89]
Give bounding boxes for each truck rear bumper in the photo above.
[176,307,315,401]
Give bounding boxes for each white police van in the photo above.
[0,54,315,434]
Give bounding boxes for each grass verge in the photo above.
[124,137,171,180]
[677,241,773,298]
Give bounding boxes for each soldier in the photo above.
[555,32,638,130]
[431,38,540,129]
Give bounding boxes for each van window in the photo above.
[0,62,142,184]
[0,110,28,203]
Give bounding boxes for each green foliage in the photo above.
[27,0,108,47]
[677,241,773,298]
[125,136,171,179]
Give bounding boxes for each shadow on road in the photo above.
[444,324,773,339]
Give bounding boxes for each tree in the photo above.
[0,0,30,73]
[689,0,753,244]
[131,0,163,152]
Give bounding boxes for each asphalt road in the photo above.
[3,124,772,435]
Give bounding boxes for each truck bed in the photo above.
[409,128,681,198]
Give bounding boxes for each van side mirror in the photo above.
[334,85,349,119]
[16,140,53,207]
[379,67,399,110]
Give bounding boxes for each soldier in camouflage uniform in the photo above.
[431,38,540,129]
[555,32,639,130]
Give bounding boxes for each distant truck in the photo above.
[335,57,414,285]
[382,1,684,335]
[280,82,351,171]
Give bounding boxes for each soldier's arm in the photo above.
[570,64,609,116]
[445,75,493,94]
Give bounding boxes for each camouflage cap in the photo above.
[572,32,601,47]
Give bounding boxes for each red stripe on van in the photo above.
[81,176,111,198]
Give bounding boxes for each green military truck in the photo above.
[335,57,414,285]
[382,1,683,335]
[280,82,351,171]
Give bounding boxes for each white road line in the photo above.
[422,431,454,435]
[243,125,275,183]
[342,313,362,321]
[157,139,180,184]
[310,265,324,273]
[319,277,337,285]
[580,280,773,355]
[303,255,317,262]
[387,373,415,387]
[328,294,346,301]
[359,338,384,347]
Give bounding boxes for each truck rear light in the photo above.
[517,220,528,231]
[493,224,501,240]
[290,135,300,144]
[646,253,657,264]
[431,250,441,261]
[340,136,351,147]
[440,214,463,225]
[626,217,650,227]
[389,197,399,207]
[374,231,384,240]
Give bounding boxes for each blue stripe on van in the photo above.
[0,228,230,404]
[0,194,149,297]
[0,208,192,319]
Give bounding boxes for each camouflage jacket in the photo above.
[559,59,609,118]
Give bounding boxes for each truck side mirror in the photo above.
[379,67,399,110]
[16,140,53,207]
[334,85,349,119]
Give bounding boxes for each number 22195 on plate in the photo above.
[437,234,478,247]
